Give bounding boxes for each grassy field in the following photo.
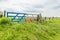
[0,18,60,40]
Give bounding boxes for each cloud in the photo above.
[53,5,60,9]
[41,0,60,17]
[0,0,47,12]
[0,0,7,2]
[0,0,60,17]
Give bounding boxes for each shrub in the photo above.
[0,17,10,24]
[0,14,2,18]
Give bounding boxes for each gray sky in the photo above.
[0,0,60,17]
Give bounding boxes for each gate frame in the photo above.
[6,12,26,23]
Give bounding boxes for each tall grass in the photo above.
[0,18,60,40]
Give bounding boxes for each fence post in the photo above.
[3,10,6,17]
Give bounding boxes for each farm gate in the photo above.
[6,12,26,23]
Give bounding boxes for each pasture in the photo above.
[0,17,60,40]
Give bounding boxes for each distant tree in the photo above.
[37,13,48,24]
[37,13,44,24]
[45,17,47,20]
[52,16,54,20]
[37,15,40,21]
[39,13,43,22]
[49,17,51,20]
[39,13,42,19]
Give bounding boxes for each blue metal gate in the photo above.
[6,12,26,23]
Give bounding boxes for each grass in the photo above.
[0,18,60,40]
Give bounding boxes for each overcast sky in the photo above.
[0,0,60,17]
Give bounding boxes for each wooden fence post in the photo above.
[3,10,6,17]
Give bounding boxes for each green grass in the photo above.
[0,18,60,40]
